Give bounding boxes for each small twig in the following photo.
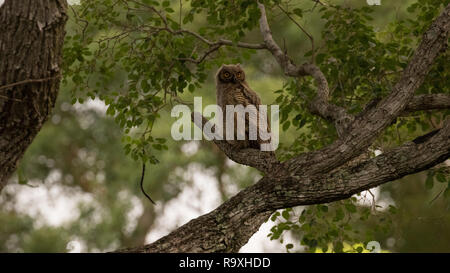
[172,96,193,106]
[178,44,223,64]
[140,163,156,205]
[429,187,445,206]
[277,4,315,63]
[0,95,22,102]
[69,5,89,41]
[367,189,376,212]
[0,76,59,91]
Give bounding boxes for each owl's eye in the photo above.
[236,72,242,78]
[223,72,231,78]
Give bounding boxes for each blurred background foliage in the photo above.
[0,0,449,252]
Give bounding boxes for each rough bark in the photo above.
[0,0,68,191]
[116,3,450,253]
[404,94,450,113]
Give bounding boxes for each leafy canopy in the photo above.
[63,0,449,252]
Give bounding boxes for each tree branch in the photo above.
[287,3,450,176]
[117,118,449,253]
[191,112,280,174]
[404,93,450,113]
[257,2,300,77]
[0,76,60,91]
[174,29,266,49]
[257,2,353,136]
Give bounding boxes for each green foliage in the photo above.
[269,197,396,253]
[269,0,449,252]
[61,0,281,165]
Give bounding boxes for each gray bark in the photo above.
[0,0,68,191]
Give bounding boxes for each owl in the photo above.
[215,64,271,150]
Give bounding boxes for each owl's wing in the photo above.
[239,82,262,106]
[240,82,271,134]
[238,83,271,148]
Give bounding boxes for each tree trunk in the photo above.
[0,0,68,191]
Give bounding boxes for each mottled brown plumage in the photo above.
[215,64,271,150]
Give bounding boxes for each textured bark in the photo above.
[0,0,68,191]
[116,3,450,253]
[404,94,450,113]
[117,119,450,253]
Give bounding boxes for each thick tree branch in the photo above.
[276,119,450,208]
[287,3,450,176]
[191,112,280,174]
[118,118,449,253]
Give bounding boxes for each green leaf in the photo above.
[334,241,344,253]
[444,186,450,199]
[271,211,280,222]
[436,172,447,183]
[345,203,357,213]
[425,174,434,189]
[282,121,291,131]
[334,208,345,222]
[293,8,303,17]
[282,210,290,220]
[388,205,397,214]
[188,84,195,93]
[18,169,27,185]
[316,53,326,64]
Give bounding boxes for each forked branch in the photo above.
[257,2,353,137]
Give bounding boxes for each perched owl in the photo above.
[215,64,271,150]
